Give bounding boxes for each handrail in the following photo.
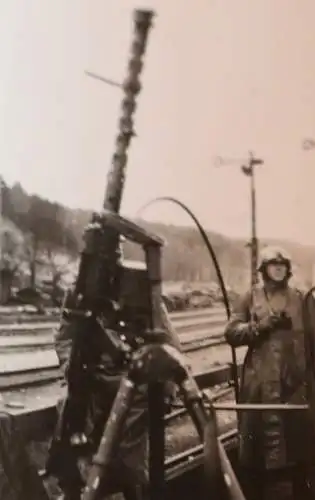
[212,403,309,411]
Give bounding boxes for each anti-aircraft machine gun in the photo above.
[45,9,246,500]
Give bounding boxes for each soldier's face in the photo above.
[266,262,288,282]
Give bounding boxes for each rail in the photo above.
[0,306,232,389]
[0,307,246,485]
[0,306,244,450]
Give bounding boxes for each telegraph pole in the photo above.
[302,137,315,286]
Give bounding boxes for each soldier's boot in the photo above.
[57,494,82,500]
[239,467,264,500]
[263,478,294,500]
[122,483,148,500]
[57,469,84,500]
[57,484,83,500]
[292,467,315,500]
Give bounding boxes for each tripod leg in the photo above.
[179,378,246,500]
[148,381,165,500]
[204,405,246,500]
[82,376,137,500]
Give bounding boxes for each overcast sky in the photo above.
[1,0,315,245]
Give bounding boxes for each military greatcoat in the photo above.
[225,284,315,471]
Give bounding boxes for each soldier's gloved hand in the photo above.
[234,317,278,344]
[234,322,258,340]
[255,315,282,334]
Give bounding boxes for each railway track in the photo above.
[0,306,246,399]
[0,306,243,488]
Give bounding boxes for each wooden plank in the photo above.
[0,315,59,325]
[0,335,53,349]
[0,381,62,439]
[0,349,59,374]
[169,307,224,321]
[0,368,62,390]
[194,364,242,389]
[173,313,226,331]
[0,322,57,333]
[180,325,224,344]
[0,306,58,314]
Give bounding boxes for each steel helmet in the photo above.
[258,245,292,273]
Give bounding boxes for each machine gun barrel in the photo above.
[103,9,154,213]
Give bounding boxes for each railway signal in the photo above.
[302,137,315,150]
[214,151,264,288]
[241,152,264,287]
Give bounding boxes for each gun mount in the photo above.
[46,8,245,500]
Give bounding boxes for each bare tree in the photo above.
[42,247,77,305]
[0,221,25,303]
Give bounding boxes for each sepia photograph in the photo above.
[1,1,315,499]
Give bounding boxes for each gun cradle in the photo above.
[101,209,165,248]
[117,259,151,314]
[77,209,164,311]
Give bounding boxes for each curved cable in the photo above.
[136,196,239,401]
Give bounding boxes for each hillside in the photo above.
[1,178,315,293]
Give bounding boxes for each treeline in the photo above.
[1,180,81,302]
[1,178,314,303]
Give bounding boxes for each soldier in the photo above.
[224,246,315,500]
[52,252,181,500]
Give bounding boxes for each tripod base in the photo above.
[82,343,245,500]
